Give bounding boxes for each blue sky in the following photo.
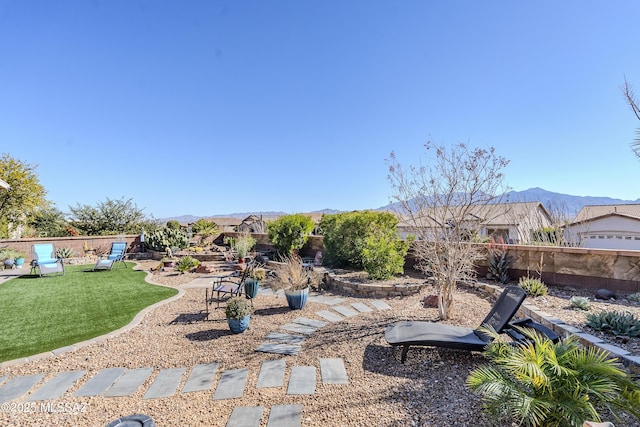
[1,1,639,219]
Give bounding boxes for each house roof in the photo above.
[570,204,640,225]
[0,178,9,190]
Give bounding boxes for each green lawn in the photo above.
[0,263,178,363]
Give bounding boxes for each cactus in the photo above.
[145,228,189,251]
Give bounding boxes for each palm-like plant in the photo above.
[467,327,640,427]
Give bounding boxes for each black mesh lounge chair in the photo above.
[385,286,527,363]
[205,266,251,312]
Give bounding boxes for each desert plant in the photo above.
[628,292,640,303]
[228,231,255,260]
[586,311,640,337]
[570,296,591,311]
[55,247,75,259]
[224,296,252,319]
[175,255,200,273]
[267,213,315,256]
[166,220,181,230]
[487,237,513,283]
[248,266,266,281]
[269,254,318,291]
[145,228,189,251]
[518,275,548,297]
[467,327,640,427]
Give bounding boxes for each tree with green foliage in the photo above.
[387,141,509,320]
[191,218,218,244]
[26,206,70,237]
[267,213,315,256]
[166,220,181,230]
[68,197,158,235]
[319,210,409,278]
[468,327,640,427]
[0,154,48,238]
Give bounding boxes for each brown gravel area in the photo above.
[0,262,638,426]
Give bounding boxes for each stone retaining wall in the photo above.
[325,273,430,298]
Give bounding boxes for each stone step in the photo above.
[370,300,392,310]
[104,367,153,397]
[320,358,349,384]
[213,369,248,400]
[291,317,327,329]
[0,374,45,401]
[256,360,286,388]
[267,404,303,427]
[255,342,301,355]
[226,406,264,427]
[143,367,187,399]
[286,366,315,395]
[331,305,359,317]
[26,370,86,401]
[265,332,306,344]
[351,302,373,313]
[308,295,345,305]
[315,310,344,322]
[182,363,219,393]
[74,367,126,397]
[281,323,318,335]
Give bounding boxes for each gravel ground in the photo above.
[0,262,638,427]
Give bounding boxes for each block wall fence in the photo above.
[2,234,639,292]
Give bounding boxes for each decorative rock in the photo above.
[423,295,438,308]
[595,289,616,300]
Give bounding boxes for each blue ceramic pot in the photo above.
[227,314,250,334]
[244,279,259,299]
[285,287,309,310]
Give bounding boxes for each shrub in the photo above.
[166,220,181,230]
[267,214,314,256]
[319,211,403,268]
[518,276,548,297]
[175,255,199,273]
[628,292,640,303]
[224,297,252,319]
[145,228,189,251]
[362,228,412,280]
[570,296,591,311]
[586,311,640,337]
[467,328,640,427]
[227,232,255,260]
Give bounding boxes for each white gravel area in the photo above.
[0,262,638,427]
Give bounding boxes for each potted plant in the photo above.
[225,296,252,334]
[231,232,256,263]
[13,250,26,269]
[0,248,20,269]
[244,264,266,300]
[269,254,318,310]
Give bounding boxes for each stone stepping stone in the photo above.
[256,360,286,388]
[351,302,373,313]
[182,363,219,393]
[308,295,345,305]
[267,404,303,427]
[292,317,327,328]
[258,287,275,296]
[104,367,153,397]
[143,367,187,399]
[286,366,316,395]
[332,305,359,317]
[320,358,349,384]
[315,310,344,322]
[370,300,392,310]
[227,406,264,427]
[26,370,86,401]
[213,369,248,400]
[75,367,126,397]
[266,332,306,344]
[281,323,318,335]
[256,343,301,355]
[0,374,45,402]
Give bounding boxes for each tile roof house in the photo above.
[564,204,640,250]
[0,178,9,190]
[396,202,553,244]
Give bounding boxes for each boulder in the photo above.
[423,294,438,308]
[595,288,616,300]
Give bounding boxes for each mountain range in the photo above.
[161,188,640,223]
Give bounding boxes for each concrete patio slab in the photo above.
[351,302,373,313]
[213,369,248,400]
[74,367,126,397]
[291,317,327,328]
[226,406,264,427]
[26,370,86,401]
[286,366,315,395]
[370,300,392,310]
[267,404,303,427]
[320,358,349,384]
[104,367,153,397]
[143,367,187,399]
[0,374,45,402]
[265,332,306,344]
[315,310,344,322]
[182,363,219,393]
[331,305,359,317]
[255,343,301,355]
[281,323,318,335]
[256,360,286,389]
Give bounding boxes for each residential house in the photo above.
[396,202,553,244]
[0,178,9,190]
[564,204,640,250]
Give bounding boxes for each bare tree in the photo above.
[622,76,640,158]
[387,141,510,320]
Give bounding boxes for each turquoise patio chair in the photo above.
[93,241,128,271]
[31,243,65,277]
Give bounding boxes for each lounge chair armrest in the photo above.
[506,318,560,344]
